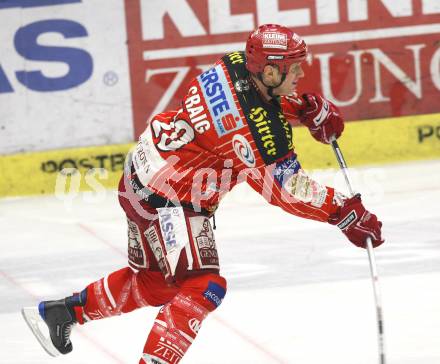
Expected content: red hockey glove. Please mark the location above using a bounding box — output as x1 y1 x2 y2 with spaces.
299 93 344 144
328 194 384 248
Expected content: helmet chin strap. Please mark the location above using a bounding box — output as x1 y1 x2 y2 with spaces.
257 72 287 98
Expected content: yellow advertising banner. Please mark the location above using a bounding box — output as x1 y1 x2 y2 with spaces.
1 114 439 197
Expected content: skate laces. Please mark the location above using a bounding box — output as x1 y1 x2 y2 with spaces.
63 322 75 346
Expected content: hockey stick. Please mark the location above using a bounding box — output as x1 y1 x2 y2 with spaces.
330 135 386 364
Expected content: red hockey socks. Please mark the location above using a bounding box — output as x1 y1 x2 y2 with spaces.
66 268 227 364
140 274 227 364
74 267 179 323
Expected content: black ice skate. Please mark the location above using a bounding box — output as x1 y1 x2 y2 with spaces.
22 292 86 357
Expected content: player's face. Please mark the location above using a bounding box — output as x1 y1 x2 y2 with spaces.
273 63 304 96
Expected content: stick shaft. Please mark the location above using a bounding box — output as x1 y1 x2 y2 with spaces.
330 137 386 364
366 238 386 364
331 138 355 197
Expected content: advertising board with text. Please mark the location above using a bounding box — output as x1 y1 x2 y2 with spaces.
0 0 133 154
125 0 440 137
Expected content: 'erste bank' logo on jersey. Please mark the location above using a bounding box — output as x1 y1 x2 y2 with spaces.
197 65 244 137
0 0 93 94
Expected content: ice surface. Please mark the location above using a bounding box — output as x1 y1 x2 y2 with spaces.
1 160 439 364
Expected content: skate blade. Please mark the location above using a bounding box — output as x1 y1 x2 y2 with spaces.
21 307 60 357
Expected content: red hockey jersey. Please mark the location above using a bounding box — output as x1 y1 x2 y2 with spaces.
128 51 339 222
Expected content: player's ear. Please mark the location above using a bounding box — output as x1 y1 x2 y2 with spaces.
261 64 277 85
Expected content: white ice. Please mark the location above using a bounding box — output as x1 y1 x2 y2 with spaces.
1 160 439 364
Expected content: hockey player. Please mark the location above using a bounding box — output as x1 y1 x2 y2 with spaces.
22 24 384 363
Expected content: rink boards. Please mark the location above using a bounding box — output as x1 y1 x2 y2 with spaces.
1 112 439 198
1 1 440 198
